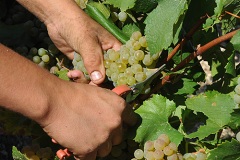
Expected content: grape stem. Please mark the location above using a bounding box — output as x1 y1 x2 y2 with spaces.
140 28 240 101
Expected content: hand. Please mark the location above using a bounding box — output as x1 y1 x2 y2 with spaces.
45 5 121 85
39 81 137 160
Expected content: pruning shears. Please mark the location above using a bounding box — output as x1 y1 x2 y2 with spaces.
55 64 166 160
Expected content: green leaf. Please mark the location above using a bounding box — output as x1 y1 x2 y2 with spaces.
12 146 28 160
144 0 188 55
176 78 198 95
122 23 140 38
133 0 158 13
230 30 240 52
214 0 225 16
225 52 236 77
207 139 240 160
186 91 235 140
56 70 70 81
134 94 183 145
104 0 136 11
228 109 240 129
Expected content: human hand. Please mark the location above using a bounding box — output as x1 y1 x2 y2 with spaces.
39 80 137 160
44 3 121 85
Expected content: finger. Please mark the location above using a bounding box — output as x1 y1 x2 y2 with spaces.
97 140 112 157
122 104 138 126
67 70 89 84
77 38 105 85
111 126 123 146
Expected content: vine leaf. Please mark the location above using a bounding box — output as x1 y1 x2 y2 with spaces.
133 0 158 13
12 146 28 160
228 109 240 129
186 91 235 140
134 94 183 145
230 30 240 52
207 139 240 160
144 0 188 55
214 0 225 17
122 23 140 38
104 0 136 11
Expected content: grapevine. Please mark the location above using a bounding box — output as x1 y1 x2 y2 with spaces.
1 0 240 160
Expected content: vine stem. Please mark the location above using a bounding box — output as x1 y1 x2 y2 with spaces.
141 28 240 101
165 15 208 62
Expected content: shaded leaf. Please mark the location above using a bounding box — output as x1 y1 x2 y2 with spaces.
186 91 235 139
104 0 136 11
134 94 183 145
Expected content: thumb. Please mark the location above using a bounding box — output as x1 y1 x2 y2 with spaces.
78 40 106 85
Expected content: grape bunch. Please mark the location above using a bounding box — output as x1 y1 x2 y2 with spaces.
132 134 207 160
234 77 240 105
104 31 161 86
132 134 182 160
72 31 161 86
21 143 54 160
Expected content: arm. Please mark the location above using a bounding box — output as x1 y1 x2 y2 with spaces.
16 0 122 84
0 43 132 159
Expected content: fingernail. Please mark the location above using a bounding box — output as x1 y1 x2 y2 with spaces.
91 71 102 81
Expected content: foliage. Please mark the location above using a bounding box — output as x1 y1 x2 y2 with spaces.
1 0 240 159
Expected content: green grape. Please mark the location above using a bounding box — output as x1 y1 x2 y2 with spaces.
117 77 127 86
131 64 143 74
143 54 153 66
125 67 134 76
236 131 240 142
152 52 161 60
177 153 184 160
108 49 120 61
33 56 41 64
128 56 138 65
74 52 82 62
234 94 240 104
117 63 127 73
139 36 148 47
167 153 178 160
104 59 112 68
144 151 155 160
235 84 240 95
163 146 174 156
41 54 50 63
111 72 119 82
154 139 166 150
120 52 130 64
38 48 47 56
168 142 178 152
133 41 141 50
127 76 136 86
134 50 145 61
183 153 196 160
126 39 135 49
118 11 128 22
135 72 147 82
158 134 170 145
50 66 59 74
118 73 125 79
196 152 207 160
131 31 142 41
153 150 164 159
134 149 144 159
110 62 119 73
106 68 112 77
38 61 45 68
131 158 138 160
144 141 154 151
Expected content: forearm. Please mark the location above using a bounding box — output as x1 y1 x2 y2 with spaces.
0 44 61 123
